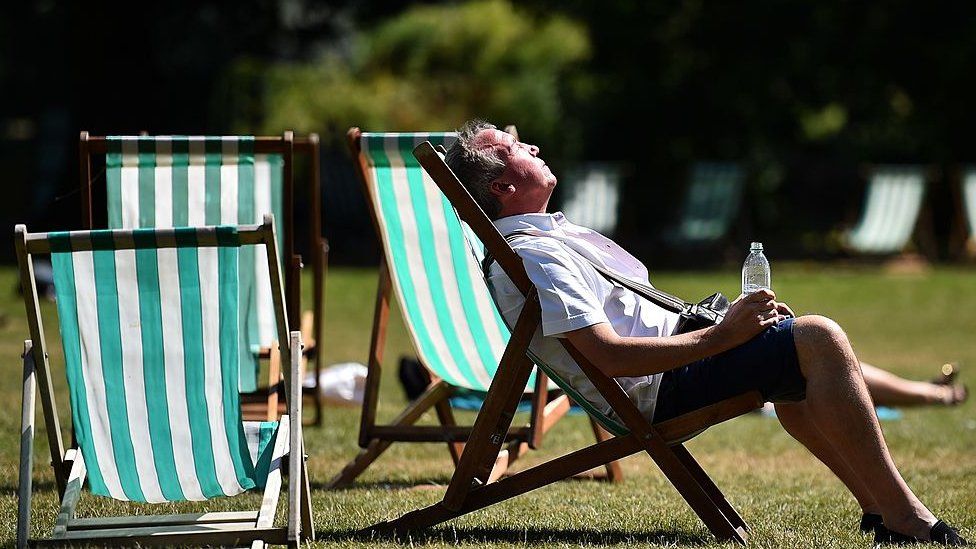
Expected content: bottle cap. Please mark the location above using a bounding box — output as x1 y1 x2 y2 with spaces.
750 242 763 251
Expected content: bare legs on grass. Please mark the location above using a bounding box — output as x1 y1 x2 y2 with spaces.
776 315 939 540
862 362 967 407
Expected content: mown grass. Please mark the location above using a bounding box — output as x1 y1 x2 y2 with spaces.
1 263 973 547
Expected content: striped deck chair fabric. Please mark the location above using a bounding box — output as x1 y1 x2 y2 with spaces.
673 162 744 244
845 165 925 254
962 168 976 250
561 163 621 235
49 225 273 502
104 136 283 391
360 132 543 392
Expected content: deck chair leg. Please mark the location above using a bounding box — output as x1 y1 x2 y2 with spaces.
647 444 745 544
327 380 453 489
589 419 624 483
18 341 37 549
433 398 464 466
52 450 87 539
671 443 748 533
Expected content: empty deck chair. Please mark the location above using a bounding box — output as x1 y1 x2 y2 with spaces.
369 140 765 544
666 162 745 247
560 163 622 235
843 165 927 255
328 128 619 488
78 133 326 424
15 219 312 547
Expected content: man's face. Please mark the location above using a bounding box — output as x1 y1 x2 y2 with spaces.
472 128 556 211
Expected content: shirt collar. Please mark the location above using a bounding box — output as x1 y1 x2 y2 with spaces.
493 212 567 235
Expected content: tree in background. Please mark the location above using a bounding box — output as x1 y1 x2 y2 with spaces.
230 0 590 156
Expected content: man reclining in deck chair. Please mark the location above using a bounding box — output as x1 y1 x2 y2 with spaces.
444 119 966 546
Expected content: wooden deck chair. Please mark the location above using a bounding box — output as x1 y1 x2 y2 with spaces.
15 218 313 547
843 165 927 255
560 163 622 236
666 162 745 247
367 140 764 544
330 128 620 488
78 132 327 425
952 166 976 259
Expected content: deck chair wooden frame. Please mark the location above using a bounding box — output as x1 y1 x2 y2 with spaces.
329 128 620 489
15 218 314 547
365 141 764 544
78 132 327 425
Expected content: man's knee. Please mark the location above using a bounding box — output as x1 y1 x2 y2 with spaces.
793 315 852 359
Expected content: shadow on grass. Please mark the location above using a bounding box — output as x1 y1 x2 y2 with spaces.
319 525 709 546
0 479 57 496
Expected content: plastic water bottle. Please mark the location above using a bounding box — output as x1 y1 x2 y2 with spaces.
741 242 771 294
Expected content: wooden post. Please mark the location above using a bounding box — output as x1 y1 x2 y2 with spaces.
79 131 92 228
17 341 37 549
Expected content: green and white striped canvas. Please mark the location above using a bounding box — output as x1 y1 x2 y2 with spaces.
674 162 744 244
49 226 261 502
361 132 542 392
104 136 284 391
846 165 925 254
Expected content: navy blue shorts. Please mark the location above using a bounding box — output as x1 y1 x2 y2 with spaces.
652 317 805 424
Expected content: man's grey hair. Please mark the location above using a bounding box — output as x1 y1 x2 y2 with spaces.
445 119 506 219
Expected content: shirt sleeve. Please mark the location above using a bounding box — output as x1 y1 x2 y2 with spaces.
514 240 610 337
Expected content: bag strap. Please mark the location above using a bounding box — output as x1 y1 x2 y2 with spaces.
482 230 689 314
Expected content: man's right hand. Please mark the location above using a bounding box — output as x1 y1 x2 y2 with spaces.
710 289 780 348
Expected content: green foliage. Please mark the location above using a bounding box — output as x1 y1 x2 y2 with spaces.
254 0 589 148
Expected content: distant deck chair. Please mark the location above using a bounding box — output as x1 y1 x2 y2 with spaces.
78 132 327 425
370 140 765 544
560 163 622 235
954 167 976 258
666 162 744 246
15 219 313 547
843 165 927 255
329 128 620 488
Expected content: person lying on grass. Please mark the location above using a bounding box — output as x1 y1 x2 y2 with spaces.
444 119 967 546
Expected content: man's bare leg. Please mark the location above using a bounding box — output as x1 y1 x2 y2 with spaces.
862 362 967 407
774 400 881 515
791 315 937 539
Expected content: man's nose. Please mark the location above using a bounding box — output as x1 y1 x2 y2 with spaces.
527 143 539 155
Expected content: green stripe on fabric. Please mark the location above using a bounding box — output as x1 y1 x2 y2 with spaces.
398 135 480 388
171 139 190 227
132 232 185 501
252 422 278 489
268 154 284 256
217 244 256 490
370 141 456 385
204 140 222 225
237 141 258 391
175 243 223 498
90 236 146 502
137 140 156 227
106 139 124 228
51 249 109 496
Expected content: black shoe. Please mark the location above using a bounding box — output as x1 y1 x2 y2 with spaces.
860 513 883 534
875 520 968 546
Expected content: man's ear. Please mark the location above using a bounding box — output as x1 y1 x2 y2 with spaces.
489 179 516 198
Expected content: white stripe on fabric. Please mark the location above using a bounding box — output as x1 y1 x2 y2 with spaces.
71 250 127 500
197 247 245 496
243 422 262 467
156 247 206 501
220 140 239 225
413 142 491 389
154 139 174 228
120 140 140 228
964 170 976 235
253 155 274 347
381 137 466 387
114 249 165 503
456 216 509 368
187 140 207 227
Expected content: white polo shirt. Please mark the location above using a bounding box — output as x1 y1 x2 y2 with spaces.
486 212 680 422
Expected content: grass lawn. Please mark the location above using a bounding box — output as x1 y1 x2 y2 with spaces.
1 263 973 547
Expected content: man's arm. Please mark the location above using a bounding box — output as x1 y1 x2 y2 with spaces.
566 290 785 377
